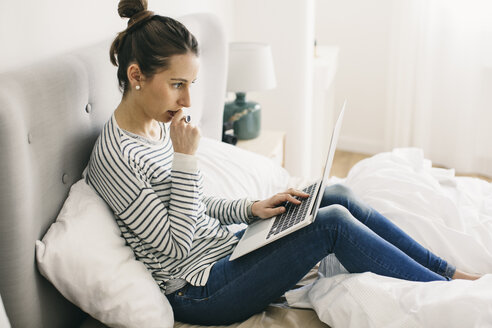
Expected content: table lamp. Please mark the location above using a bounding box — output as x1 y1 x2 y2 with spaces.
224 42 276 140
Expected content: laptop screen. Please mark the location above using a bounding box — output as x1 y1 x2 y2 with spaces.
310 100 346 216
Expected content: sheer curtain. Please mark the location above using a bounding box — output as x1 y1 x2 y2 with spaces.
387 0 492 177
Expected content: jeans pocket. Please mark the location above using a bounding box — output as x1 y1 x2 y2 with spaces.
174 284 210 302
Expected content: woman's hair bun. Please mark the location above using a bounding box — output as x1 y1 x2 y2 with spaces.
118 0 148 19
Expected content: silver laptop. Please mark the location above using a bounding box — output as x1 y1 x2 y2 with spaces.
230 101 346 261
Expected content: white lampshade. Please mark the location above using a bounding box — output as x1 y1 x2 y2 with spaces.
226 42 277 92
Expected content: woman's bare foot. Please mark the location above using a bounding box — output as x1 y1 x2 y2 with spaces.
452 269 482 280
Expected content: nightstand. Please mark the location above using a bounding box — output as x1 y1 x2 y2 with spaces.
236 130 286 167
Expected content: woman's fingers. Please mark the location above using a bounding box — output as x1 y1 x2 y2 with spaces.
284 194 302 205
255 189 310 219
170 109 185 125
171 110 191 126
280 188 310 198
272 193 303 206
265 194 301 217
169 109 201 155
266 206 286 217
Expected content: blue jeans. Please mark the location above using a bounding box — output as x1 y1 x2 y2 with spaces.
167 184 455 325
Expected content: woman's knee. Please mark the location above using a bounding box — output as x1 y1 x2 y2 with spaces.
325 183 353 197
315 204 356 227
322 183 355 207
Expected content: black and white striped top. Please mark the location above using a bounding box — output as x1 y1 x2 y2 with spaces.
86 115 253 290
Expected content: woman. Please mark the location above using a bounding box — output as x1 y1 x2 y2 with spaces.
86 0 481 325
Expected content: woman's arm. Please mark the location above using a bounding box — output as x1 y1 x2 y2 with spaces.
201 196 254 225
202 189 310 225
86 126 202 260
250 188 310 219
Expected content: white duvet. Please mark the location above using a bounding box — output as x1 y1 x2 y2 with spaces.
285 148 492 327
197 141 492 327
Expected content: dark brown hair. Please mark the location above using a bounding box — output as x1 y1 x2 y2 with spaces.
110 0 199 95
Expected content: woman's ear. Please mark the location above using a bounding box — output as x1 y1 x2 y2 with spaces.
127 63 143 90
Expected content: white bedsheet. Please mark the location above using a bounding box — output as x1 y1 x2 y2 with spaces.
286 148 492 327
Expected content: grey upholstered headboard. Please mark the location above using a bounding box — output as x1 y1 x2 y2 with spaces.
0 13 227 328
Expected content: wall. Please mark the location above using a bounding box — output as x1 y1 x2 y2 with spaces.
0 0 234 73
1 0 341 177
315 0 394 155
232 0 316 177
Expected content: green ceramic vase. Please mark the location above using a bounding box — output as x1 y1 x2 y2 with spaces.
223 92 261 140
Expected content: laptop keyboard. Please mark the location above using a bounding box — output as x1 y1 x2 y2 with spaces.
266 182 317 239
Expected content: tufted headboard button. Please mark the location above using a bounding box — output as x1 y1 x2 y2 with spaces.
85 103 92 114
62 173 70 185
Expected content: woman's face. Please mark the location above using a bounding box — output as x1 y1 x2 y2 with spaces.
138 53 199 123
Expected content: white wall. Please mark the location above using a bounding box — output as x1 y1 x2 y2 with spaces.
0 0 234 73
1 0 317 177
232 0 315 177
315 0 394 154
5 0 396 176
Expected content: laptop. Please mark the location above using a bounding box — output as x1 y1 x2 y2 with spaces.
229 100 346 261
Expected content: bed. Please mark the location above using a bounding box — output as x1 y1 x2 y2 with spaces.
0 12 325 328
1 12 491 328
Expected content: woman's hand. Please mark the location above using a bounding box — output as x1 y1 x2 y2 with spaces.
170 109 201 155
251 188 310 219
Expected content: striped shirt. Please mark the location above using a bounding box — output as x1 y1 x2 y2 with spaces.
85 114 254 291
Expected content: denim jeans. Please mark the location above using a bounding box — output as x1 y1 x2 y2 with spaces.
167 184 455 325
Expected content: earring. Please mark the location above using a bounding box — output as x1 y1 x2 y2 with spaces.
135 85 141 90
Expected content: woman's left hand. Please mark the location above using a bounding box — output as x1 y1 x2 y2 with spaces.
251 188 310 219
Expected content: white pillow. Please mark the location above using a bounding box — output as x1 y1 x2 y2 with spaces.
36 179 174 328
196 137 291 199
0 295 11 328
35 138 291 328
